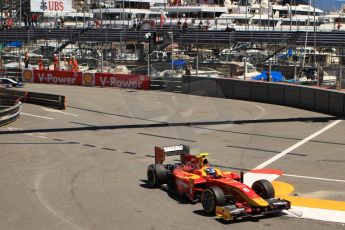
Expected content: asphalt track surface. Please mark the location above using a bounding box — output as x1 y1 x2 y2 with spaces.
0 83 344 230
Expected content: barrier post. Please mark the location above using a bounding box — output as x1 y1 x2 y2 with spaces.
338 66 342 90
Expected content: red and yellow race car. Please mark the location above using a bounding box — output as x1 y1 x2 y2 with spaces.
146 145 290 221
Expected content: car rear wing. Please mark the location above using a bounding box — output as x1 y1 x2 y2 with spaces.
155 145 190 164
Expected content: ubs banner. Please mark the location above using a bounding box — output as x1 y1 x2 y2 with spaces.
31 0 73 13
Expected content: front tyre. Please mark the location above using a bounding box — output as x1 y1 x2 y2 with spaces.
201 186 226 215
252 179 275 199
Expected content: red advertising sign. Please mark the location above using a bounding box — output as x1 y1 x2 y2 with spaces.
22 69 150 90
32 70 82 85
95 73 150 90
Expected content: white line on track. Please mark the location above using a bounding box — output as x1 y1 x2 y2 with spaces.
42 108 78 117
21 113 54 120
6 127 19 130
283 173 345 183
254 119 343 169
35 173 83 230
38 136 48 139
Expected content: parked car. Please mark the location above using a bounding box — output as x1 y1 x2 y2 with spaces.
0 78 25 88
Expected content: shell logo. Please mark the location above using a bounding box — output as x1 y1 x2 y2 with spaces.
23 70 33 81
83 73 94 85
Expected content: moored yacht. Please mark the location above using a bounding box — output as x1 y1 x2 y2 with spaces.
90 0 165 28
147 2 228 30
217 0 324 31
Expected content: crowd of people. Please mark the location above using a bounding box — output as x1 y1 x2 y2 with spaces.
22 12 39 29
23 52 79 72
0 16 14 30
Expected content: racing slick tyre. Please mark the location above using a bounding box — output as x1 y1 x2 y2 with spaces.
252 179 275 199
147 164 167 187
201 186 226 215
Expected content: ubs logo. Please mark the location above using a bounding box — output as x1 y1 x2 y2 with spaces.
40 0 47 11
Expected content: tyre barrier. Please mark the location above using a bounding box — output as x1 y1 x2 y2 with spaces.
0 88 66 110
0 99 21 127
26 92 66 110
181 76 345 117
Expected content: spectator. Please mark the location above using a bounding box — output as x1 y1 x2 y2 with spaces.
95 18 101 28
185 64 192 75
56 17 61 29
53 54 59 71
23 12 28 28
24 52 29 68
2 19 7 30
27 13 32 28
266 71 270 82
68 55 73 70
198 20 203 30
177 18 182 30
49 20 54 32
182 19 188 32
72 56 79 72
31 13 38 28
132 17 137 30
204 19 210 31
225 25 234 32
38 56 44 70
60 16 65 28
63 54 67 66
137 18 142 30
337 20 342 31
0 57 3 73
6 17 13 29
319 67 324 84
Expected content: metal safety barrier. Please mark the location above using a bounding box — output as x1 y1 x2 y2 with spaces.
182 76 345 117
0 99 21 127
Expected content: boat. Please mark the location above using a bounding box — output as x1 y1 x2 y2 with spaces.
223 61 261 80
40 11 94 28
217 0 324 31
145 3 228 30
319 4 345 31
90 0 165 29
297 67 337 87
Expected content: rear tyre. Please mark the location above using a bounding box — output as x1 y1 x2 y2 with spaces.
252 179 275 199
201 186 226 215
147 164 167 187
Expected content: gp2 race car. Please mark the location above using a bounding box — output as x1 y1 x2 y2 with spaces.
146 145 290 221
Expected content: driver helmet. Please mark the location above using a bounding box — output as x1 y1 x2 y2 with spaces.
205 167 216 177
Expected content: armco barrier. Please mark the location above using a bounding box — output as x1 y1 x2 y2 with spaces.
0 99 21 127
181 76 345 117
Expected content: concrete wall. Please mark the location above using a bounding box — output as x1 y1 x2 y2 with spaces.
181 76 345 117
